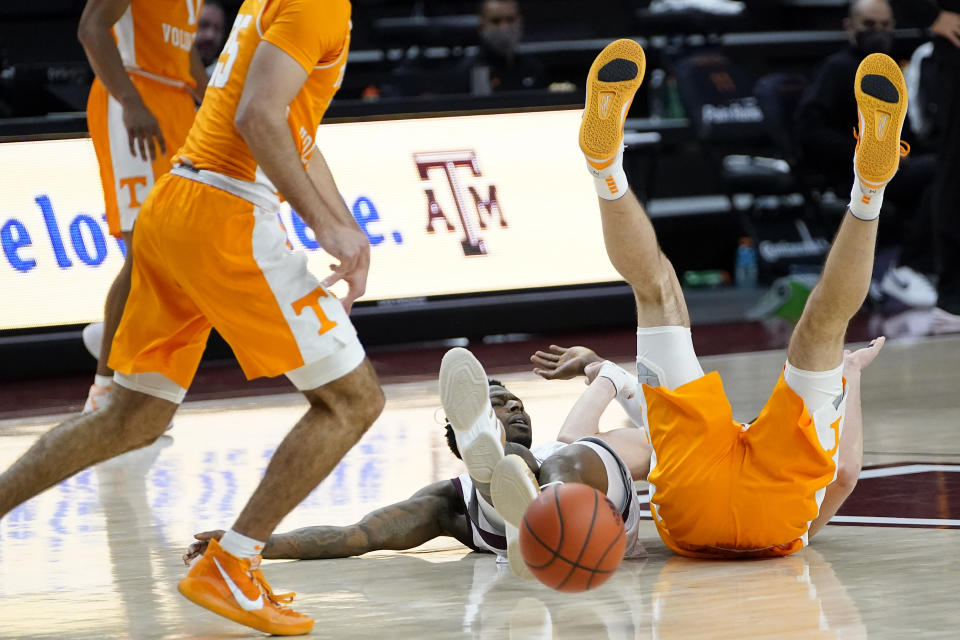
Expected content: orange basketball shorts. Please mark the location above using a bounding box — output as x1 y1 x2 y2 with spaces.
87 74 196 238
645 371 843 558
109 172 364 394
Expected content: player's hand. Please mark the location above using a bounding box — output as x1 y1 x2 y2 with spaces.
843 336 885 374
931 10 960 48
583 360 603 384
121 97 166 162
532 345 604 380
182 529 225 566
318 222 371 314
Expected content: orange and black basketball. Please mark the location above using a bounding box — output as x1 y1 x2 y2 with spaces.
519 482 626 592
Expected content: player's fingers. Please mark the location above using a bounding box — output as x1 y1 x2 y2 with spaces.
530 355 556 370
143 134 156 162
156 128 167 155
320 271 342 289
136 135 149 162
127 130 137 157
549 344 568 355
340 273 367 315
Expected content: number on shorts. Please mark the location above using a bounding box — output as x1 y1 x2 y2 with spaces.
209 14 254 89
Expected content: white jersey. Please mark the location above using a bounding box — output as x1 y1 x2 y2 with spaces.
451 440 645 558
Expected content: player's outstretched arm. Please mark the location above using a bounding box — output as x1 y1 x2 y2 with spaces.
809 337 885 538
78 0 166 162
183 482 461 562
235 41 370 313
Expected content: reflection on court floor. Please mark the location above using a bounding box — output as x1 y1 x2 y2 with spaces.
1 337 958 638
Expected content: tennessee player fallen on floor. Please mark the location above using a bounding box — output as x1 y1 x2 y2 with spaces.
0 0 383 635
184 345 650 581
576 39 901 558
79 0 207 413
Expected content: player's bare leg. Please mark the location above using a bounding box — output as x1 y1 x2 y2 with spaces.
99 230 135 377
0 386 176 517
789 54 908 370
231 360 384 541
179 360 384 635
580 39 690 329
84 230 135 412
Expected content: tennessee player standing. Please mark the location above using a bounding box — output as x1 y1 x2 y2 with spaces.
0 0 383 635
79 0 208 413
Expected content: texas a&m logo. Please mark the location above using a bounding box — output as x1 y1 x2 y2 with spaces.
414 151 507 256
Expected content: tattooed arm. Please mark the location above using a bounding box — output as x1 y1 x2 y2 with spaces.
183 481 469 562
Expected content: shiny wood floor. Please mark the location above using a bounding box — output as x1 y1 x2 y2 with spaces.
1 335 958 638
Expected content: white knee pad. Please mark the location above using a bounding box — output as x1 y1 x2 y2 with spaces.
783 361 844 414
636 326 704 390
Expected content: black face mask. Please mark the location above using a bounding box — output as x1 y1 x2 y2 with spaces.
856 30 893 55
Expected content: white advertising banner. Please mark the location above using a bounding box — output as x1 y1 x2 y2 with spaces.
0 109 619 331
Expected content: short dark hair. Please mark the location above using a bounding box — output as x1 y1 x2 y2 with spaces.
443 378 504 459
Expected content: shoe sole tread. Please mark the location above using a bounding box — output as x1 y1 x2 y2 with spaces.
579 39 646 163
854 54 907 187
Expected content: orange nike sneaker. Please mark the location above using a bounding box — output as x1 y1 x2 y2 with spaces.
579 38 646 179
853 53 909 192
178 538 313 636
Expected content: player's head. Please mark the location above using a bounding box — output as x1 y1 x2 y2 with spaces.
444 378 533 459
196 0 228 67
477 0 523 57
844 0 894 54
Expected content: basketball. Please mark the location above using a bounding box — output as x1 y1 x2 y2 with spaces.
519 483 626 592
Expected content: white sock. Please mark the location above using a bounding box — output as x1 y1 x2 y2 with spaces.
94 374 113 388
848 172 886 221
220 529 266 559
587 146 629 201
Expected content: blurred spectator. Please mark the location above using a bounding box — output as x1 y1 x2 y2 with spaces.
796 0 938 308
890 0 960 324
457 0 546 94
196 0 228 75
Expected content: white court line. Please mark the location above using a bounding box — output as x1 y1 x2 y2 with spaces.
829 515 960 526
857 464 960 479
631 512 960 526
